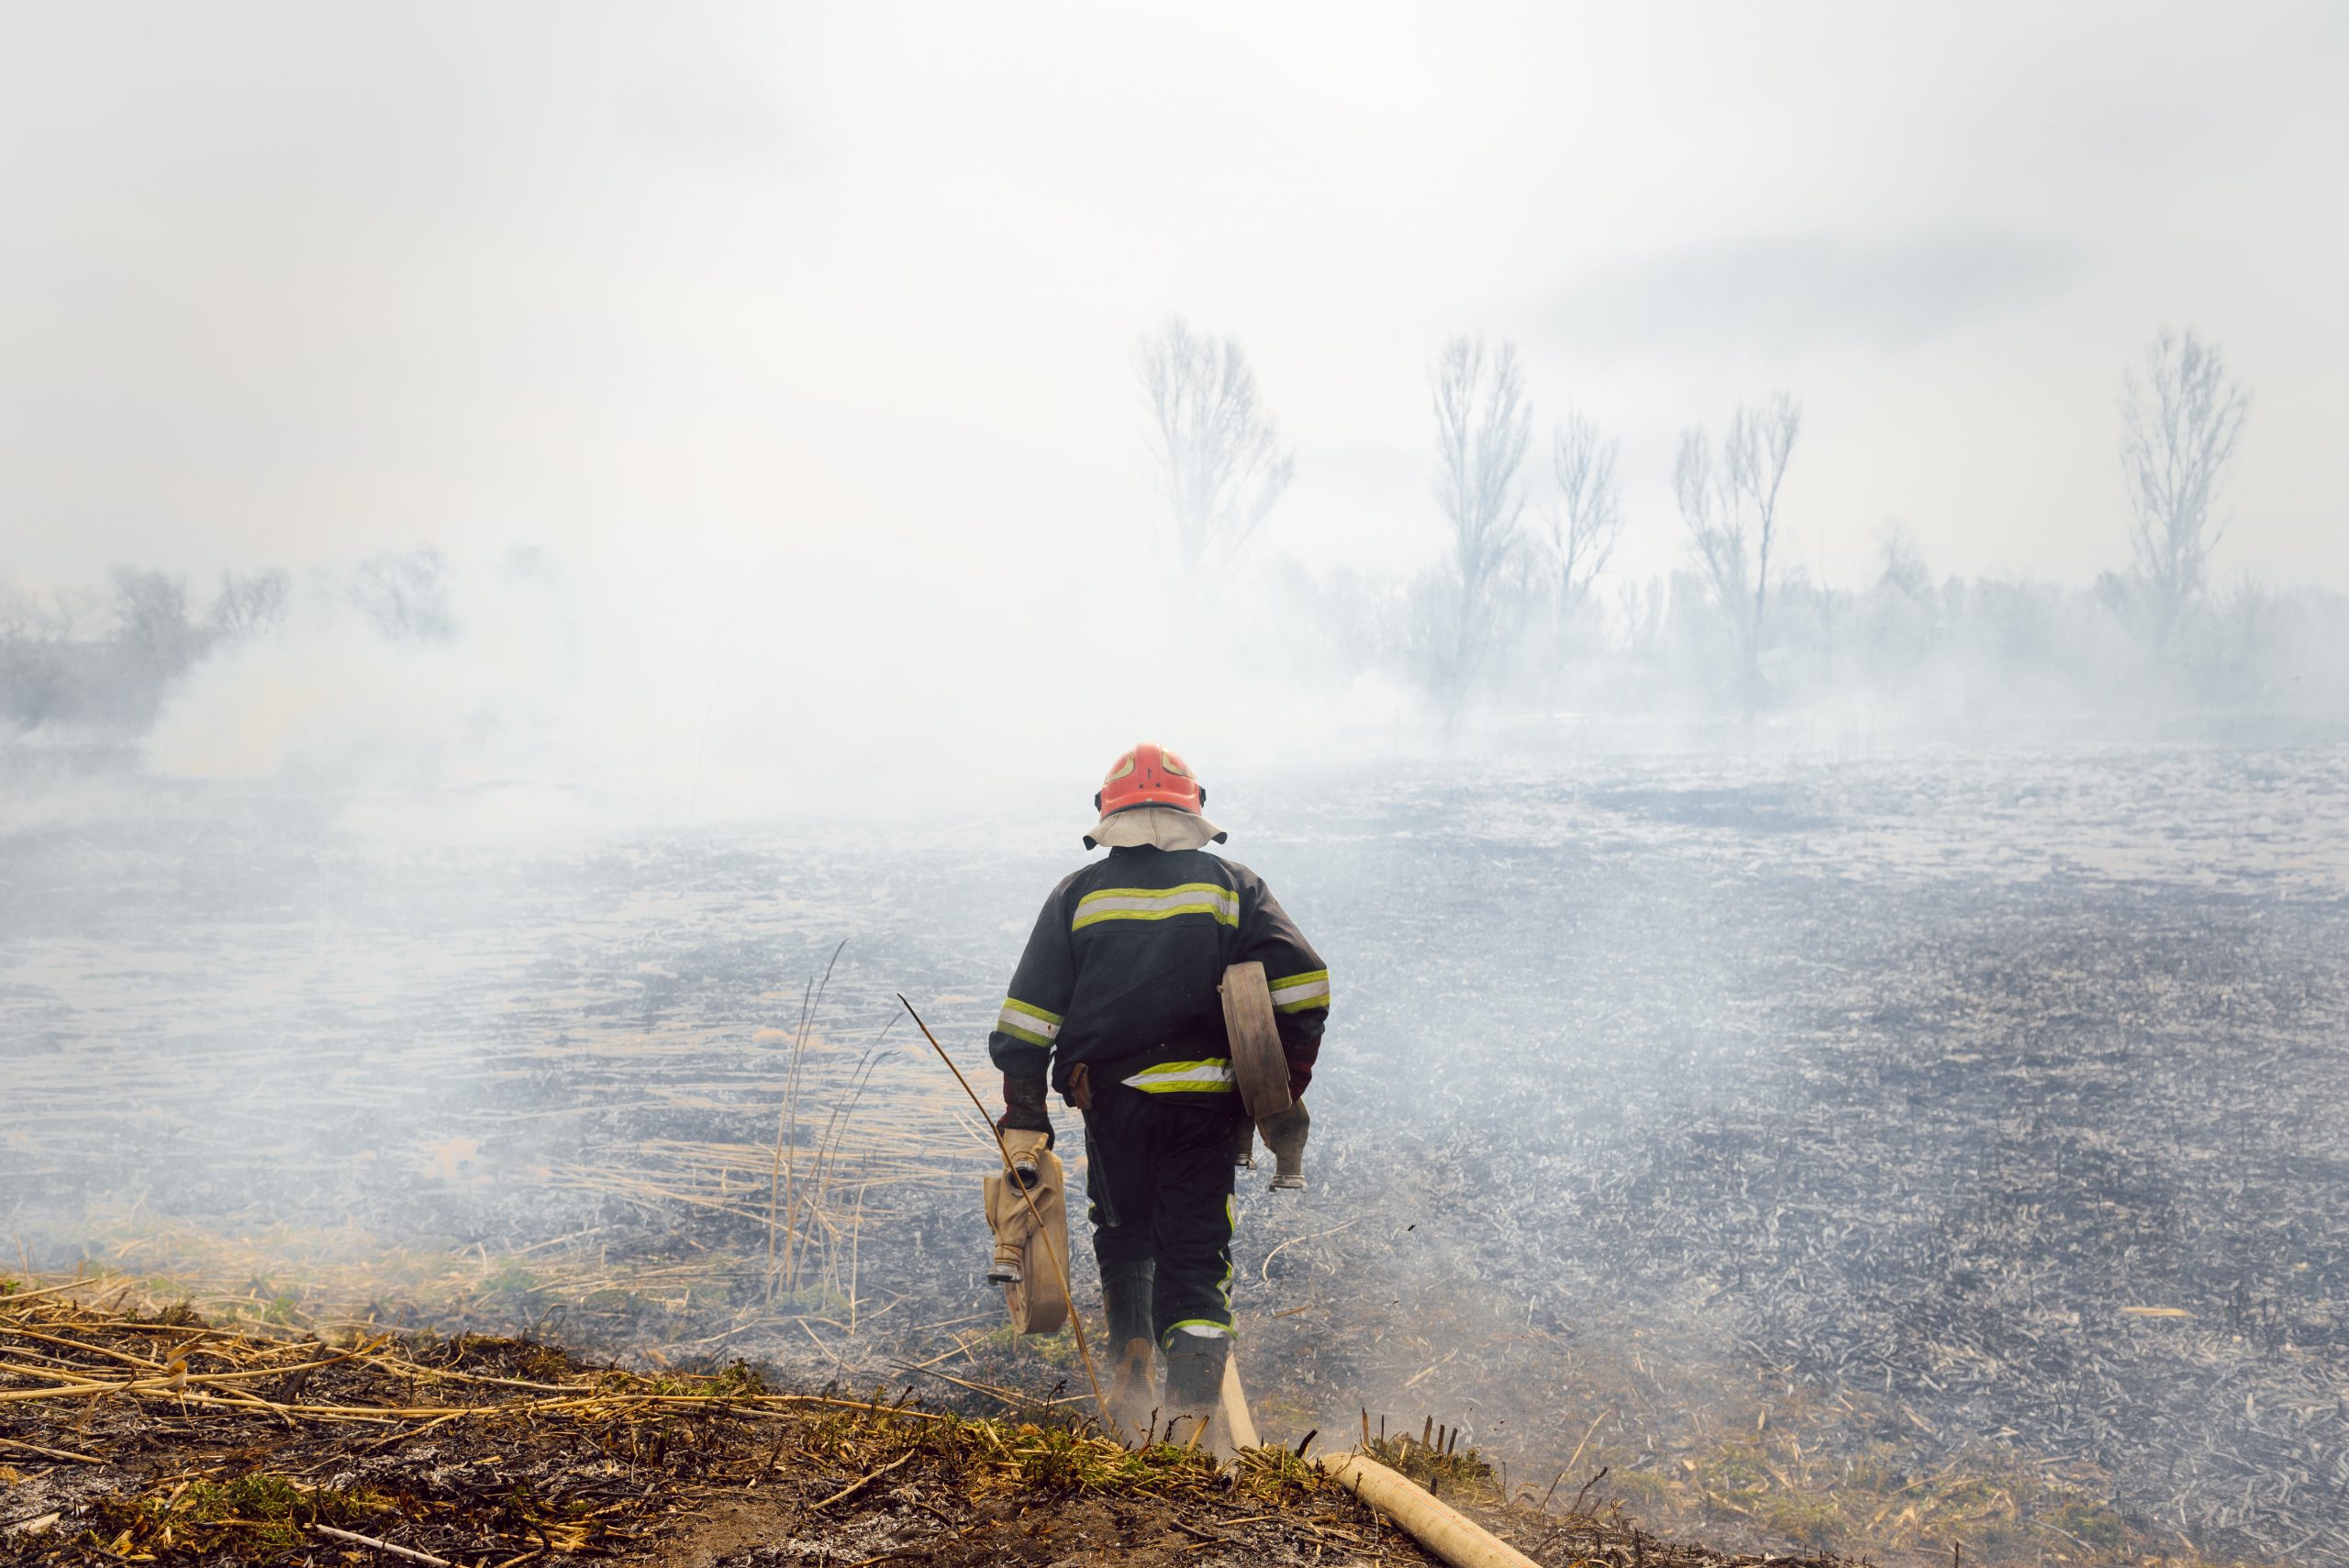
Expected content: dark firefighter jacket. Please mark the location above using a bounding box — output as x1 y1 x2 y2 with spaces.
985 845 1330 1105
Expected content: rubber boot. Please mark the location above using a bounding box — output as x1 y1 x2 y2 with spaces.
1100 1259 1157 1443
1162 1331 1235 1462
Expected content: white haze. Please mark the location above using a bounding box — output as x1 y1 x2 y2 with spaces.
3 2 2346 817
128 549 1391 834
9 21 2349 1559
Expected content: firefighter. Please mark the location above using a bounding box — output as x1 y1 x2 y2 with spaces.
986 742 1330 1444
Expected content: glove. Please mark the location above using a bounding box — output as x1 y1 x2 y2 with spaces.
1257 1101 1309 1191
996 1073 1052 1187
997 1072 1052 1136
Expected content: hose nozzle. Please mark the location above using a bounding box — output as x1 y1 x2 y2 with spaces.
1257 1103 1309 1192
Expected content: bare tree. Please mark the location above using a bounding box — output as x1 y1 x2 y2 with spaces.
2121 328 2250 654
31 582 105 643
349 547 457 642
0 576 36 645
1877 522 1934 605
1547 409 1624 630
1426 336 1531 713
1136 317 1295 584
108 566 204 671
210 568 290 641
0 577 72 728
1675 392 1801 707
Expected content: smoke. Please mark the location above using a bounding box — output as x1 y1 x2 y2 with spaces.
8 521 2339 854
88 535 1417 841
148 550 564 785
5 10 2347 1560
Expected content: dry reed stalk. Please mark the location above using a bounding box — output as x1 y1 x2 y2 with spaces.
767 941 846 1302
557 1167 778 1226
891 1360 1088 1408
848 1182 866 1335
800 1042 890 1299
4 1283 981 1429
762 981 808 1300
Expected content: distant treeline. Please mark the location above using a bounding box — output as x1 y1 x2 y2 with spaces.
6 542 2343 751
1268 550 2349 727
0 549 454 735
8 307 2343 750
1138 318 2342 728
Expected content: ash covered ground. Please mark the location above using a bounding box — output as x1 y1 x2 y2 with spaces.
6 742 2346 1563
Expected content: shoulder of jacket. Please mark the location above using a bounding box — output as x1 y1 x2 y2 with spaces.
1206 853 1268 892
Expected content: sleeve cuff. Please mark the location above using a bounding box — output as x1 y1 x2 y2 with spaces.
987 1036 1052 1079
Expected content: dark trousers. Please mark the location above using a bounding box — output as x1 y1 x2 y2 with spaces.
1082 1083 1242 1348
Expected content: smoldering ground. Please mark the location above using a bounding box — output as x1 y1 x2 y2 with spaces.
7 9 2349 1562
7 744 2347 1564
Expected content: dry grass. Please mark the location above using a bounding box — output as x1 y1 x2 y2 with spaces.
0 1274 1378 1566
5 1273 1868 1568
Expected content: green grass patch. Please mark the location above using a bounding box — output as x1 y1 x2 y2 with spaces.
87 1472 393 1560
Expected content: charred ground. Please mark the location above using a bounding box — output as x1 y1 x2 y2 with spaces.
0 1284 1830 1568
5 743 2344 1563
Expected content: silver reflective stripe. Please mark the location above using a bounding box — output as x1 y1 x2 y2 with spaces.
996 998 1063 1048
1071 883 1241 930
997 1001 1061 1039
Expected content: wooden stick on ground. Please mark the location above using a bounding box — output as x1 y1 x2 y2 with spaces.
807 1449 918 1512
0 1435 104 1463
309 1523 455 1566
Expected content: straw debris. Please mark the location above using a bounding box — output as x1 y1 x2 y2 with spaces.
5 1275 1854 1567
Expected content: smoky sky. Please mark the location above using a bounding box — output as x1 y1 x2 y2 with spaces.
2 2 2344 651
1543 230 2078 361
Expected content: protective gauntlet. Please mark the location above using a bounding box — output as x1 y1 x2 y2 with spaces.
996 1072 1052 1143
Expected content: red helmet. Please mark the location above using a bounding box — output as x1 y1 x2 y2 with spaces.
1096 742 1207 817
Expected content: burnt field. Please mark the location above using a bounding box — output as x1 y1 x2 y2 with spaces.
5 743 2347 1564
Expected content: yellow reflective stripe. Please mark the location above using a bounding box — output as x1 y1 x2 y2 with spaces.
1269 970 1330 1012
1078 883 1235 908
1219 1201 1234 1305
1073 904 1241 931
1071 883 1241 931
996 997 1063 1049
1120 1058 1238 1093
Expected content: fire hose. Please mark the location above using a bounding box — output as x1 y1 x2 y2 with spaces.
981 1140 1068 1335
1312 1450 1544 1568
1219 961 1309 1188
